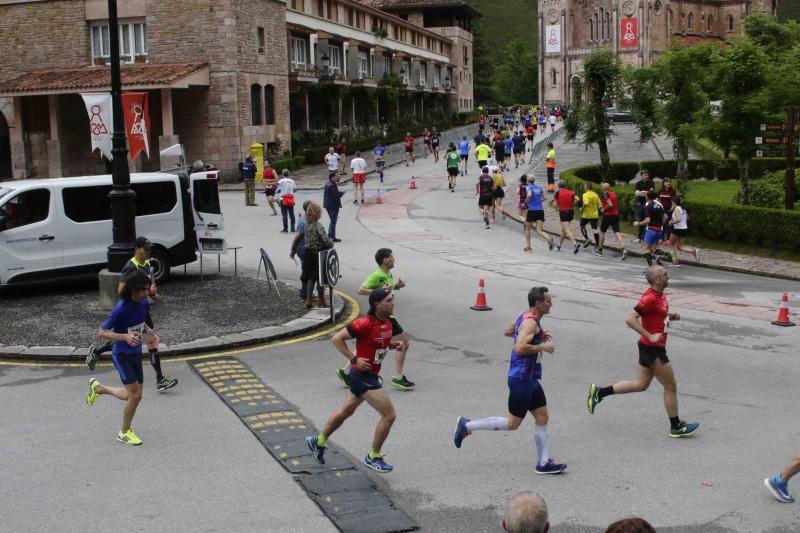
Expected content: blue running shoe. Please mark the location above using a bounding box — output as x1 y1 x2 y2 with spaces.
535 459 567 475
363 454 394 473
454 416 470 449
306 435 326 464
765 475 795 503
669 421 700 438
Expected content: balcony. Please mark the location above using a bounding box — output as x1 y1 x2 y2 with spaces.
351 76 377 88
319 70 352 86
289 65 319 83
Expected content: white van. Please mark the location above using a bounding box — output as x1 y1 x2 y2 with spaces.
0 171 225 285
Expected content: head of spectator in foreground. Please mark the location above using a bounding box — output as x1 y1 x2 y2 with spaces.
605 517 655 533
305 202 322 224
302 200 312 216
133 236 151 261
501 491 549 533
354 150 361 158
641 169 651 182
584 181 594 191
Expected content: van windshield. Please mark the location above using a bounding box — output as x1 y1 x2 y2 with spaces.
193 179 221 214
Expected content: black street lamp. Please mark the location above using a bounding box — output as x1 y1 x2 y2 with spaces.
106 0 136 272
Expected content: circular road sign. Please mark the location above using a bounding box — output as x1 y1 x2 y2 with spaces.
325 249 340 288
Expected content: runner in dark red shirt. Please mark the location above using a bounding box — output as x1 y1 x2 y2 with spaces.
598 182 627 259
587 266 700 438
550 180 580 253
404 133 415 166
307 288 404 472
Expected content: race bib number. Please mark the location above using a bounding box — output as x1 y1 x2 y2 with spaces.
374 348 388 364
128 322 146 340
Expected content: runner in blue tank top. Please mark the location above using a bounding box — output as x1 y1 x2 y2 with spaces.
523 176 555 253
453 287 567 475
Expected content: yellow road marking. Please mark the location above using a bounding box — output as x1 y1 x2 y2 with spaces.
0 290 359 368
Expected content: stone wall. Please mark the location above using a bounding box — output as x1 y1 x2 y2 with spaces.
431 26 472 112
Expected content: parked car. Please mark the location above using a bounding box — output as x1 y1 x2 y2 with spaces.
606 107 633 123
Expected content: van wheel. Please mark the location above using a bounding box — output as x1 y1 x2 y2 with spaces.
149 248 171 283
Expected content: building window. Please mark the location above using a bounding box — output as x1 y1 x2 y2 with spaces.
317 0 324 17
358 52 369 78
707 15 713 31
329 43 343 74
687 12 693 30
264 85 275 125
419 63 427 86
593 13 599 40
606 13 611 40
291 36 307 70
257 27 265 53
599 8 604 38
291 0 302 9
383 55 392 75
251 84 263 125
588 18 594 41
434 66 441 87
401 60 410 84
348 8 354 26
727 15 734 32
551 68 557 87
91 21 147 63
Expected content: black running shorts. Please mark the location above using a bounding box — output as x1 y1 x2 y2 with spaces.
526 209 545 222
559 210 574 223
638 341 669 368
447 167 459 177
580 217 598 230
507 378 547 418
479 196 494 207
600 215 620 233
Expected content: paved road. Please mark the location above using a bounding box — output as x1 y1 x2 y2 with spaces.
2 126 799 532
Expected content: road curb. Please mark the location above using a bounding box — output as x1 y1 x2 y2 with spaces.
0 291 355 362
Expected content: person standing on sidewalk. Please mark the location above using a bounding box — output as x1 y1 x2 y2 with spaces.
550 180 580 254
597 182 628 259
324 147 341 178
302 203 333 308
633 171 653 243
323 172 344 243
263 162 279 216
765 452 800 503
580 182 601 253
524 176 555 252
290 201 312 300
453 286 568 475
350 150 367 204
242 156 257 206
277 169 297 233
587 265 700 439
306 287 404 473
544 143 556 193
667 195 700 267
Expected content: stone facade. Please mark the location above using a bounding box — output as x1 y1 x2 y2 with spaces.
538 0 776 104
431 25 474 112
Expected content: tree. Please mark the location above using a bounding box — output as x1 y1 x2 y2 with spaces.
564 48 621 181
491 39 538 106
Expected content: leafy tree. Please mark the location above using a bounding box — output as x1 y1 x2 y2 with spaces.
564 48 621 181
491 39 538 106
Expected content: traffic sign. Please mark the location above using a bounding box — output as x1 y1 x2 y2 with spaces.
318 249 340 288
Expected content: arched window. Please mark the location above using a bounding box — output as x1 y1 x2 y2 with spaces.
593 13 599 40
599 9 604 39
605 13 611 40
707 15 713 31
727 15 734 32
588 18 594 41
250 84 262 125
688 12 693 30
264 84 275 125
551 68 557 87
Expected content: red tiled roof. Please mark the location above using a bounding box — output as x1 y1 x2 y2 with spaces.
0 61 209 95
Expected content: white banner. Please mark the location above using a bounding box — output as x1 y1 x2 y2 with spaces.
80 93 113 160
545 25 562 54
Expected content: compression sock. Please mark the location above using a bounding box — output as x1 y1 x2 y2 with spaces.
98 342 113 355
597 385 615 400
534 425 550 466
316 433 328 447
369 449 382 460
149 350 164 382
645 252 653 267
465 416 509 432
670 416 681 430
594 233 600 247
580 226 589 240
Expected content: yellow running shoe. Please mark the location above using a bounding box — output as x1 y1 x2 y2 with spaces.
86 378 100 407
117 428 142 446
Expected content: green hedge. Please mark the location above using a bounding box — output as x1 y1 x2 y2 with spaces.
270 155 305 172
566 158 787 184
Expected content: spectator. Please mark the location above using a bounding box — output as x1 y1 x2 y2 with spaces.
501 491 549 533
323 171 344 242
242 156 257 206
336 138 347 174
634 170 653 242
605 517 655 533
350 150 367 204
324 147 341 177
277 169 296 233
290 201 313 300
303 203 334 308
658 177 677 241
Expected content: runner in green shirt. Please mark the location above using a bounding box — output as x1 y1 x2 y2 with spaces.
446 144 461 192
335 248 415 391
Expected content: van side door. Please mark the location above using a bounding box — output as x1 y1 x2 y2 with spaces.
189 172 226 253
0 188 60 284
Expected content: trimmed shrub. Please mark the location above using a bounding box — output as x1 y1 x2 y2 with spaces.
747 170 800 209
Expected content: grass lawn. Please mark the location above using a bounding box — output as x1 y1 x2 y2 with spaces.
615 180 740 205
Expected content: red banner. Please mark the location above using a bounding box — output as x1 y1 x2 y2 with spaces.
121 92 150 161
621 18 638 48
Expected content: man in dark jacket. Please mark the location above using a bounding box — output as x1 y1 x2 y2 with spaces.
323 171 345 242
242 156 257 206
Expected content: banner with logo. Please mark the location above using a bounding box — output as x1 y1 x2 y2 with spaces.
122 92 150 161
545 25 561 54
621 18 638 48
80 93 113 160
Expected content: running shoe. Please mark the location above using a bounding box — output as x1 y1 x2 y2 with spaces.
157 376 178 393
453 416 470 449
693 248 701 262
632 238 641 244
363 454 394 473
336 367 350 389
353 200 358 204
656 256 664 266
306 435 326 464
86 344 99 371
621 249 629 261
86 377 100 407
556 244 561 252
669 263 682 268
391 375 415 391
548 237 555 251
361 199 365 204
765 475 795 503
117 428 142 446
669 421 700 438
587 383 600 414
573 242 581 254
535 459 567 475
593 249 603 257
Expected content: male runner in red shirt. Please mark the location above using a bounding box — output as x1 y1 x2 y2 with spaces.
404 133 415 166
307 288 404 472
587 266 699 438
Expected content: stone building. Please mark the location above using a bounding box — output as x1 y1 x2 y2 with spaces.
538 0 777 105
0 0 476 180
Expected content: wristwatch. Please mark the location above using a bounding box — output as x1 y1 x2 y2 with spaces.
350 357 357 365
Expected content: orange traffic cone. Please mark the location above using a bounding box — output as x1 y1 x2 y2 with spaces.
470 279 492 311
409 175 417 189
375 188 383 204
771 293 796 327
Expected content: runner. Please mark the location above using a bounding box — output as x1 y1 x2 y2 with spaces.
422 128 432 158
337 248 415 391
580 182 601 253
658 178 677 242
348 150 367 204
431 128 441 163
87 237 177 393
525 124 535 152
491 166 507 223
587 265 700 438
477 166 496 229
633 190 666 267
550 180 580 254
633 171 653 243
502 135 513 172
446 143 460 192
263 161 279 216
307 287 404 473
524 176 555 252
404 132 415 166
475 139 492 174
459 136 471 176
494 135 506 173
538 112 547 135
549 113 557 133
667 195 700 268
517 175 529 220
545 143 556 193
597 182 628 259
373 141 386 183
85 270 159 446
478 114 486 135
453 286 567 475
765 452 800 503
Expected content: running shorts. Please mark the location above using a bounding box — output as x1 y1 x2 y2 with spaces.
376 161 385 169
113 352 144 385
527 135 534 141
671 228 688 237
493 187 505 199
638 341 669 368
495 152 505 162
526 209 545 222
518 201 527 213
513 148 523 155
265 188 276 197
348 369 383 397
507 377 547 418
405 146 414 153
460 154 469 161
644 228 662 246
352 173 366 184
479 196 494 207
601 215 620 233
580 217 598 230
477 160 488 170
447 167 459 177
559 210 574 223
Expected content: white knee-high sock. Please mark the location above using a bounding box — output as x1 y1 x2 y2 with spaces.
465 416 509 432
534 425 549 466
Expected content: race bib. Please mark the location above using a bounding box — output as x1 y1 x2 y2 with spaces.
374 348 388 364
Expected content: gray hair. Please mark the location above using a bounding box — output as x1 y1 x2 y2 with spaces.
527 175 535 183
281 169 290 177
503 492 548 533
191 160 205 172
